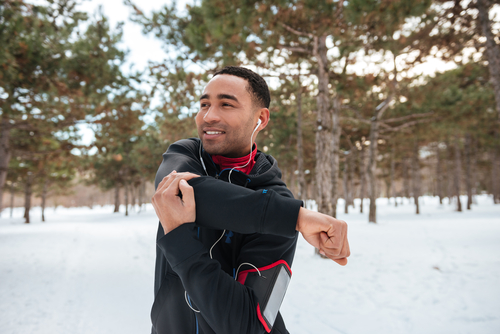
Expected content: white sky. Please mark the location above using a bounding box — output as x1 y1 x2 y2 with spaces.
77 0 194 73
72 0 194 145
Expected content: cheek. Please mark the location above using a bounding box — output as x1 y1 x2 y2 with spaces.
195 112 203 126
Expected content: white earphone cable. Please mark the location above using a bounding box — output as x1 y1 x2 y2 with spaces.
228 120 261 183
235 262 262 280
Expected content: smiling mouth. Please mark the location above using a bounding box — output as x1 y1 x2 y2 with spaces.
205 131 225 135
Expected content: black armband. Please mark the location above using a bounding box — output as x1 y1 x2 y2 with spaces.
237 260 292 333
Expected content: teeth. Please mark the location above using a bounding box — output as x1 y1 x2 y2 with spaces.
206 131 223 135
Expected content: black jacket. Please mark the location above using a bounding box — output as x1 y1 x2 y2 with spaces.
152 138 303 334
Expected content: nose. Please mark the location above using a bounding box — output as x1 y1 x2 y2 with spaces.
202 105 221 124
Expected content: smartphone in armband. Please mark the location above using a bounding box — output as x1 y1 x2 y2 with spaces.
238 261 292 332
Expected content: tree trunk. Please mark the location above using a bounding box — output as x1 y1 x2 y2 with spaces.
492 145 500 204
296 75 306 202
0 118 12 215
124 182 129 216
446 140 454 205
435 143 443 205
24 173 33 224
471 136 478 204
141 179 147 212
359 144 366 213
390 143 396 207
331 97 342 218
10 181 15 218
314 35 335 218
412 140 421 215
348 149 355 208
114 184 120 213
131 184 137 213
342 158 349 214
402 157 410 201
478 0 500 204
367 119 379 223
464 134 473 210
453 135 463 212
477 0 500 124
41 178 48 222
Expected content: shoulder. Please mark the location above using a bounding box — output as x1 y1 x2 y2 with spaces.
251 152 295 199
155 138 204 188
165 138 201 156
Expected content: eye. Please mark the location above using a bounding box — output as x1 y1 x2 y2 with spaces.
222 102 233 107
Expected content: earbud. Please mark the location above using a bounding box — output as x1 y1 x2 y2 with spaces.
255 119 262 131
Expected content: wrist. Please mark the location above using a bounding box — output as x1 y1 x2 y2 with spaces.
162 220 183 235
295 207 306 232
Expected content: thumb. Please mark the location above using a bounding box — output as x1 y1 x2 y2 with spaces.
179 179 195 206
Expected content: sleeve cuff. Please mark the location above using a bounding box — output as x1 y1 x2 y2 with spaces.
261 192 303 237
157 223 205 269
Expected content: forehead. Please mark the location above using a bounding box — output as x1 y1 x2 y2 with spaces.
202 74 251 100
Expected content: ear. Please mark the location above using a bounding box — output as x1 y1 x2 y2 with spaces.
256 108 270 131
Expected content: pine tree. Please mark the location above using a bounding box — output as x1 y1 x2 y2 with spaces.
0 1 127 214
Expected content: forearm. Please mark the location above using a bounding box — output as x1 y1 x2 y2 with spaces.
188 177 301 237
157 224 266 334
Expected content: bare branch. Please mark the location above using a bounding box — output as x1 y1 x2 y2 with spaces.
376 91 395 120
280 23 314 39
383 112 434 124
277 44 312 54
375 53 399 120
378 122 393 130
380 118 434 133
340 116 371 125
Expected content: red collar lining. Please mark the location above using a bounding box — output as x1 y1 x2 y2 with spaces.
211 144 257 175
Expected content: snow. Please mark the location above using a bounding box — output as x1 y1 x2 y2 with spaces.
1 196 499 334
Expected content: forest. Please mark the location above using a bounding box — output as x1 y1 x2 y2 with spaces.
1 0 499 224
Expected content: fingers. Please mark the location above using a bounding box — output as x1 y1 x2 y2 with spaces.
151 171 199 234
179 179 195 209
154 172 199 207
156 170 177 192
325 219 347 249
164 173 185 198
319 221 350 265
156 171 200 195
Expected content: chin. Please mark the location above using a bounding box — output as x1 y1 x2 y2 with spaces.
201 142 225 156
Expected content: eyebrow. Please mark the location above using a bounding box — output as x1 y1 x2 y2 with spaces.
199 93 239 103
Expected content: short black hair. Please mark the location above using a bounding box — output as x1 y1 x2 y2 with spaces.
213 66 270 109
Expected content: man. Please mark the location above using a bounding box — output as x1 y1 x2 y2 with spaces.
151 66 350 334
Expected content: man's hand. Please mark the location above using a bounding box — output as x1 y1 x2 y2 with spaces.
151 171 199 234
296 207 350 265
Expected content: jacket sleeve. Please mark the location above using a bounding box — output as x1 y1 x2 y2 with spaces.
155 139 302 237
157 223 297 334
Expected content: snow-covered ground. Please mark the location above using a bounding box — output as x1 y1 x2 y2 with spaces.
0 196 499 334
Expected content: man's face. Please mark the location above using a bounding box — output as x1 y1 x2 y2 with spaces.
196 74 260 158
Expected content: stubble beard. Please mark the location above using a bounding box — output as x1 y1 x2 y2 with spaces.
200 119 255 158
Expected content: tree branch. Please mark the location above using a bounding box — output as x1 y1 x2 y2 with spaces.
380 118 434 133
280 23 314 38
375 91 395 120
383 112 434 123
340 116 371 125
277 44 312 54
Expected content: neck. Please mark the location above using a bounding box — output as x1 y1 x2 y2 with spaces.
211 144 257 175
